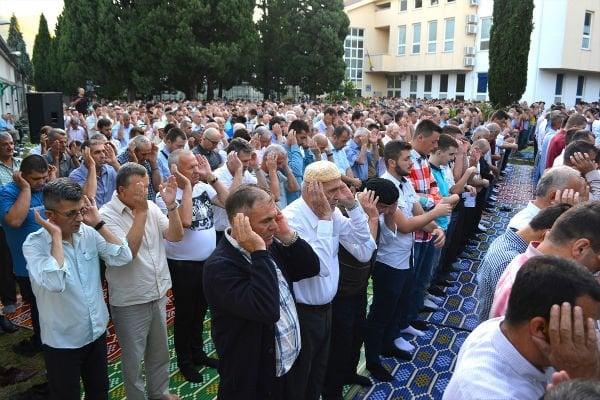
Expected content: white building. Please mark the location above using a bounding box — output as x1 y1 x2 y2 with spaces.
343 0 600 106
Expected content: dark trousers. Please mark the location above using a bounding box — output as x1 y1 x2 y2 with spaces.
441 202 466 269
284 303 332 400
15 276 41 345
0 227 16 306
43 333 108 400
322 293 366 398
406 240 435 323
167 259 208 367
364 262 413 364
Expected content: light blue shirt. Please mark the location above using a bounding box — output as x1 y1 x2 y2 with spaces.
157 148 171 181
23 224 132 348
69 163 117 209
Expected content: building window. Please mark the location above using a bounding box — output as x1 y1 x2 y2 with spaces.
431 0 439 5
444 18 455 52
398 25 407 55
476 73 488 100
440 74 448 98
428 21 437 53
376 2 391 10
447 0 455 2
387 74 403 98
576 75 585 102
480 17 492 50
343 28 364 87
554 73 564 103
410 74 418 97
415 0 422 8
400 0 407 11
412 23 421 54
582 11 592 49
456 73 465 100
424 75 432 98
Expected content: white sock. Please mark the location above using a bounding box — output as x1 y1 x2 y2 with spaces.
394 336 415 352
400 325 426 337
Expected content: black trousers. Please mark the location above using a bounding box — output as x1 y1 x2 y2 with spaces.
0 226 16 307
167 259 209 367
15 276 41 345
322 293 367 399
43 333 108 400
284 303 332 400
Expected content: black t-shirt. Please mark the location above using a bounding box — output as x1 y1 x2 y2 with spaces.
72 95 89 115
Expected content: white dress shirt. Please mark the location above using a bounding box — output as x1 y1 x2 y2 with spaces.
507 201 540 230
212 165 257 231
283 197 376 305
443 317 548 400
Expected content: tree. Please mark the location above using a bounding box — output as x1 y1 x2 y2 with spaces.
7 14 33 83
32 14 53 91
488 0 534 108
289 0 349 97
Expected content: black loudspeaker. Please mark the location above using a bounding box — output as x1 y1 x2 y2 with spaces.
26 92 64 144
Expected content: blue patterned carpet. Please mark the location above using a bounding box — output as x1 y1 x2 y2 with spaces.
348 162 534 400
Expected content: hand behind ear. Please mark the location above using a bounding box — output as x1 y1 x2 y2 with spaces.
531 303 600 379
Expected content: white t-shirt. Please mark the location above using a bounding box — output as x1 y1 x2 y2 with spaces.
156 183 217 261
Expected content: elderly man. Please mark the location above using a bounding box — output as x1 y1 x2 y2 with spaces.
204 185 320 399
23 179 132 399
113 112 135 148
283 161 377 400
329 126 362 189
100 163 183 400
156 150 228 382
117 135 162 201
193 127 223 170
44 128 80 178
444 255 600 399
261 144 300 210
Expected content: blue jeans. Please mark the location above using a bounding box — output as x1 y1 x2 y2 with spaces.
364 262 413 364
406 240 436 323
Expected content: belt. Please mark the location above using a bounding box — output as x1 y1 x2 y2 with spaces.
296 302 332 311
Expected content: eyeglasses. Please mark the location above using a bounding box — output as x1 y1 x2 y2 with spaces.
47 207 87 219
204 137 220 145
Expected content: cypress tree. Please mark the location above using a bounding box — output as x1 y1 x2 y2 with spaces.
32 14 53 91
488 0 534 107
7 14 33 83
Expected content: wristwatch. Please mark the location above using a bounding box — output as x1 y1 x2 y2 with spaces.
207 175 218 184
167 201 180 212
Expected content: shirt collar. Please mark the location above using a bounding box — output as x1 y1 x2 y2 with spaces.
224 228 252 263
109 192 134 215
381 171 407 187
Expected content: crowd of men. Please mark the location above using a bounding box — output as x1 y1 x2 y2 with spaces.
0 93 599 399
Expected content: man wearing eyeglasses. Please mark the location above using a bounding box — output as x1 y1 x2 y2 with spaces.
192 127 224 171
23 178 132 400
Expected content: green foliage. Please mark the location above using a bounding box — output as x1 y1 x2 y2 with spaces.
7 14 33 82
32 14 53 91
488 0 534 108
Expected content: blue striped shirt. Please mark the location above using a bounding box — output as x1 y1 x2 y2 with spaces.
476 228 527 323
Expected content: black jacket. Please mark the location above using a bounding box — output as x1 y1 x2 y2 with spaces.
203 236 320 400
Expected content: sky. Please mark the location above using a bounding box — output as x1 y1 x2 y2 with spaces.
0 0 64 55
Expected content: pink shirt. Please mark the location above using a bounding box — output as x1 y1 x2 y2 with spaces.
489 242 543 318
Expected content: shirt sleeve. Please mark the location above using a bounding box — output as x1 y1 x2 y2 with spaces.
23 230 69 293
285 144 304 181
337 206 377 263
93 228 133 267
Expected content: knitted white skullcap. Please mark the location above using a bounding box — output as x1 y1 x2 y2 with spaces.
303 160 341 183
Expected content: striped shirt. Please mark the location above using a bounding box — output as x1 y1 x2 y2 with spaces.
408 149 441 242
476 228 528 323
0 157 20 186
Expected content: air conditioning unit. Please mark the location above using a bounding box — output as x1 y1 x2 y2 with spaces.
469 0 479 6
464 46 476 56
466 14 478 24
466 24 478 34
464 56 475 66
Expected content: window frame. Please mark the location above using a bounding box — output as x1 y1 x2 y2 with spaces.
428 20 437 53
444 18 455 52
412 23 421 54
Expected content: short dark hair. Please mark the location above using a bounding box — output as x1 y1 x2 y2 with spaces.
43 178 82 210
394 110 404 123
490 110 509 121
225 185 273 223
436 134 459 152
383 140 412 164
268 116 286 130
232 128 251 141
289 119 309 134
505 255 600 325
116 162 147 190
166 127 187 143
546 201 600 253
528 203 572 231
442 125 463 136
351 111 362 121
324 107 336 117
97 118 111 130
225 138 254 155
564 140 599 166
332 125 350 138
365 178 399 205
20 154 49 175
565 129 594 146
414 119 442 138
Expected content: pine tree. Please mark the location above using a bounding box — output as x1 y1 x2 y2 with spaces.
32 14 53 91
488 0 534 107
7 14 33 83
